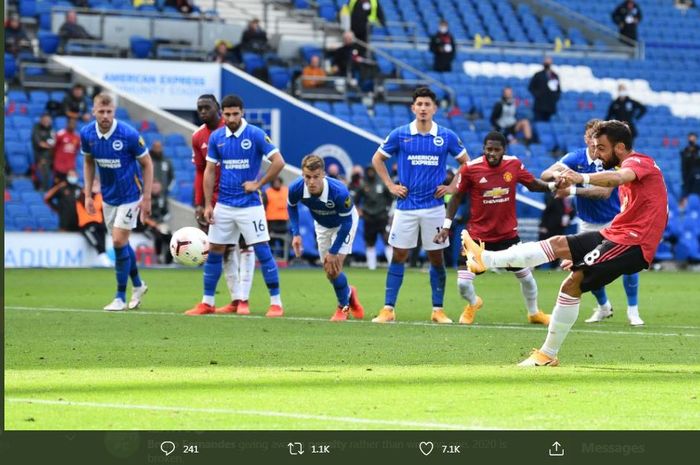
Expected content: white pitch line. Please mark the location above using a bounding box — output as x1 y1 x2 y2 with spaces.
5 306 700 338
5 397 496 430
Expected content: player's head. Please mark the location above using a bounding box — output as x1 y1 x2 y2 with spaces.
411 87 438 124
66 117 77 131
92 92 115 132
301 154 326 196
483 131 507 167
502 86 513 101
591 120 632 169
688 132 697 145
220 94 244 133
584 119 603 155
197 94 220 126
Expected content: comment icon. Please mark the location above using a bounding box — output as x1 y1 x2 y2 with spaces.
160 441 176 456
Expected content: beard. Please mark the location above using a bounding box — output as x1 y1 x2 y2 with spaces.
602 153 620 170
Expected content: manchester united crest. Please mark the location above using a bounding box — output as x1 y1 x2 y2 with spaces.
503 172 513 182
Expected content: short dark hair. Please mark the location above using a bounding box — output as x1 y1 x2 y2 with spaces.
197 94 219 108
484 131 507 147
412 86 437 104
592 120 632 150
301 154 325 171
221 94 244 110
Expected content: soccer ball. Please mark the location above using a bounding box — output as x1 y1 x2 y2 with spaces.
169 227 209 266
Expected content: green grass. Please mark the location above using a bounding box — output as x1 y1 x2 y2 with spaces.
5 268 700 430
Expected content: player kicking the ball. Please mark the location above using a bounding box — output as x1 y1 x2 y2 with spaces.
287 155 364 321
461 121 667 366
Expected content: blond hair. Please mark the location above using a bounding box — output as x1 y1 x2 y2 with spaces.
93 92 115 107
301 154 325 171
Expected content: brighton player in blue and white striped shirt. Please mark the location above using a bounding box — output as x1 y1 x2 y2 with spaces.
541 119 644 326
186 95 286 317
371 87 468 323
81 92 153 311
287 155 365 321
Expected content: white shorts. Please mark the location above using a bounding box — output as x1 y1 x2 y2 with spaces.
578 219 612 234
208 204 270 246
103 198 141 230
388 205 448 251
315 208 359 260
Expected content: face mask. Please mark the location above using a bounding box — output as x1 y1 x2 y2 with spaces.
619 91 628 98
67 176 79 185
543 63 551 70
351 173 361 183
439 26 448 33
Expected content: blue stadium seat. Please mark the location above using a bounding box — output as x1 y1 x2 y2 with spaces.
7 155 30 175
165 133 186 146
13 215 36 231
130 36 153 59
11 178 35 192
242 52 265 72
37 30 59 54
268 66 291 90
36 215 59 231
5 54 17 80
8 90 29 103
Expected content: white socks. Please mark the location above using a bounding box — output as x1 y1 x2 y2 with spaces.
541 291 580 357
223 247 239 301
367 246 377 270
483 240 555 269
457 269 478 305
599 300 612 312
271 294 282 306
514 268 539 315
238 246 255 300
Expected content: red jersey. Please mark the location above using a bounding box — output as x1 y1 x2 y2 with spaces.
457 155 535 242
53 128 80 175
192 118 225 207
601 152 668 264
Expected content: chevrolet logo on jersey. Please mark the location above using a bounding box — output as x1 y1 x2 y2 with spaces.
483 187 510 198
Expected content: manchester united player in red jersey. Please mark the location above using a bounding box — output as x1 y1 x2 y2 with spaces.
435 131 555 325
462 121 668 366
187 94 256 316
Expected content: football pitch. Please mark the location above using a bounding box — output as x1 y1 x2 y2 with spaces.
4 267 700 430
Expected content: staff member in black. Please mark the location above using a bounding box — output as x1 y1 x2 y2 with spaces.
430 19 456 72
605 84 646 144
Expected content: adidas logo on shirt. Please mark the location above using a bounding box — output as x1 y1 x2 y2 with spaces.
479 177 488 183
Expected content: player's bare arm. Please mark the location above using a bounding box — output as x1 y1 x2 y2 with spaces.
436 154 468 197
291 235 303 257
243 152 285 193
137 153 154 222
372 151 407 198
555 185 614 200
523 178 558 193
83 153 96 214
540 162 567 182
203 160 217 223
560 167 637 188
434 189 465 244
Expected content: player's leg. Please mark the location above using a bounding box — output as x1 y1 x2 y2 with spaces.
513 267 550 325
216 244 240 314
623 273 644 326
586 286 614 323
106 226 131 311
373 209 418 322
364 218 379 271
461 229 574 272
236 242 256 315
239 205 282 317
422 206 450 324
327 211 363 321
456 259 482 324
186 203 232 315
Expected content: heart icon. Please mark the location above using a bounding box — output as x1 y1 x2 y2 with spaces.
419 441 434 456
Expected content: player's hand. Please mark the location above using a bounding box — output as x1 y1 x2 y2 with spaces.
85 196 96 215
242 181 260 193
203 205 215 224
559 168 583 187
194 205 208 227
389 183 408 199
139 197 152 223
433 227 450 244
554 187 570 199
434 185 450 198
324 253 342 277
292 235 303 257
560 259 573 271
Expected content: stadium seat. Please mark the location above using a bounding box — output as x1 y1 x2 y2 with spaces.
5 54 17 80
38 31 60 55
130 36 153 59
268 66 291 90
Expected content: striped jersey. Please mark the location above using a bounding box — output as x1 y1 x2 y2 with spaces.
80 119 148 205
288 177 354 232
206 118 279 208
378 120 467 210
559 147 620 224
